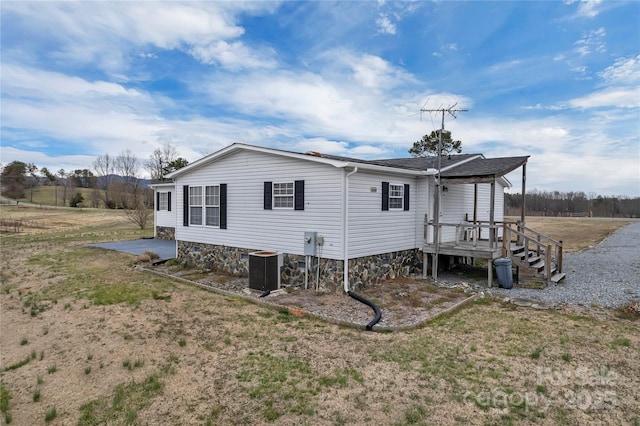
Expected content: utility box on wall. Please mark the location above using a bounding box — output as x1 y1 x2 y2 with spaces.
304 231 317 256
249 251 282 291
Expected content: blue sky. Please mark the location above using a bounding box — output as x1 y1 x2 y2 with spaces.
1 1 639 196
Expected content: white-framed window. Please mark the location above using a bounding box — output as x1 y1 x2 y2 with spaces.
205 185 220 226
189 186 203 225
158 192 168 211
273 182 294 208
389 184 404 209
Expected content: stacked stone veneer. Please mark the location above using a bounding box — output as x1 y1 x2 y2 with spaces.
177 241 421 290
156 226 175 240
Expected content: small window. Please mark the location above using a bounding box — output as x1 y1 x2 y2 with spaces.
158 192 168 211
389 184 404 209
189 186 203 225
205 185 220 226
273 182 294 208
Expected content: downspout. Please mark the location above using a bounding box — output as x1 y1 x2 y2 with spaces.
173 177 179 260
343 166 358 293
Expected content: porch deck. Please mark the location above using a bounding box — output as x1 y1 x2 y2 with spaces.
422 240 503 260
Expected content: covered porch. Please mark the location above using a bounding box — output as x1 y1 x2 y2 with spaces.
423 155 530 287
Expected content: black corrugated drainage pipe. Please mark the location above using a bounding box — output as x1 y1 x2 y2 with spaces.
347 291 381 331
259 289 271 298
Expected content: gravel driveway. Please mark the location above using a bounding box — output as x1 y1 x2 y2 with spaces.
489 221 640 308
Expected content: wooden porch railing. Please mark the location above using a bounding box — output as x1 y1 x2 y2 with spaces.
425 220 504 249
502 222 563 278
424 219 563 280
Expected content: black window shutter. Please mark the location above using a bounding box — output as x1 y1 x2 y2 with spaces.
156 192 160 211
183 185 189 226
404 184 410 211
382 182 389 211
220 184 227 229
264 182 272 210
294 180 305 210
167 192 171 212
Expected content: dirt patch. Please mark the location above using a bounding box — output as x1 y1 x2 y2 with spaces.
150 264 474 330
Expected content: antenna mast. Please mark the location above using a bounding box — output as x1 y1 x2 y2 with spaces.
420 105 468 280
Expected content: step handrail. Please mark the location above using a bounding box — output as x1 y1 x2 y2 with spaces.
504 223 563 276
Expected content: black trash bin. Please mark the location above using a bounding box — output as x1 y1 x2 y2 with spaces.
494 258 513 289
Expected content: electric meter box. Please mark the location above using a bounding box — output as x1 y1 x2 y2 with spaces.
304 231 317 256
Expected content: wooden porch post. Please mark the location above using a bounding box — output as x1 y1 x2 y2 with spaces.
521 163 526 228
488 178 496 287
473 183 478 241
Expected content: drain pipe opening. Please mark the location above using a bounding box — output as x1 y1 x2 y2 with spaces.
347 290 382 331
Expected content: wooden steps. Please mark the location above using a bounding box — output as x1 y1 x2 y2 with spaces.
509 243 565 284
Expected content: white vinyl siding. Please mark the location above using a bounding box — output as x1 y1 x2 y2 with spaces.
347 171 418 258
174 150 343 259
153 186 175 228
439 182 506 242
273 182 294 208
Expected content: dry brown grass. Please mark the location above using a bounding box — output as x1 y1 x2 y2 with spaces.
1 208 638 425
510 217 631 252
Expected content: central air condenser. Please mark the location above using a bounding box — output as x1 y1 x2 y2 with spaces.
248 251 282 291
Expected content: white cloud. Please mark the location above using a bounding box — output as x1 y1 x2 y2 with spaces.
575 0 604 18
189 40 277 70
350 54 414 89
574 27 606 56
568 88 640 109
433 42 458 58
0 2 277 74
376 14 396 35
598 55 640 86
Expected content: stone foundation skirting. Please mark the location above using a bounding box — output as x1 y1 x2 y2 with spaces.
156 226 175 240
177 241 421 290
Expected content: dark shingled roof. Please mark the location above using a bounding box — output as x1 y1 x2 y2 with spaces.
371 154 480 170
311 152 481 171
440 156 529 179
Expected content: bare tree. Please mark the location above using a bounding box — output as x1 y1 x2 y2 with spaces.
57 169 68 206
93 153 114 207
125 199 153 229
26 163 39 202
115 149 141 208
145 142 177 180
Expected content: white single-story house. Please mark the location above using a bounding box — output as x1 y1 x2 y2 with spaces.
151 143 532 291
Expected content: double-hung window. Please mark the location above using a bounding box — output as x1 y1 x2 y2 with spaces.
389 184 404 209
382 181 410 211
189 187 203 225
273 182 294 208
205 185 220 226
183 184 226 228
264 180 304 210
158 192 169 211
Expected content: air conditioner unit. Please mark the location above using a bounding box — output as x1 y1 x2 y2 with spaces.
249 251 283 291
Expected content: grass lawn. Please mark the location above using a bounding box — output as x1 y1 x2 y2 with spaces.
0 206 638 425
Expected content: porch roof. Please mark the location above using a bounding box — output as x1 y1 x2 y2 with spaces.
440 156 529 180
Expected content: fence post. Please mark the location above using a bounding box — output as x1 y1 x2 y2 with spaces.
557 241 563 274
546 244 552 281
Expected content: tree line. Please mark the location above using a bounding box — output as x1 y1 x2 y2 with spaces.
505 190 640 218
0 143 188 228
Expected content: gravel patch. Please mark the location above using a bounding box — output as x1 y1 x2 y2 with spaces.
487 221 640 308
